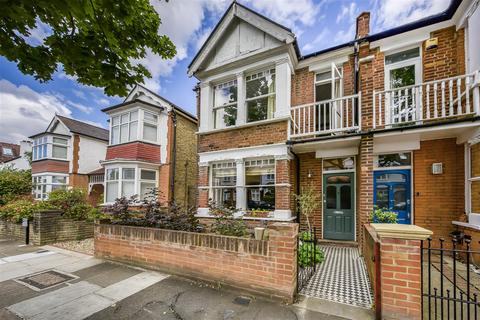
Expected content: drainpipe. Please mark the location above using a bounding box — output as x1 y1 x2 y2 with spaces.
170 109 177 203
353 40 360 95
290 149 301 223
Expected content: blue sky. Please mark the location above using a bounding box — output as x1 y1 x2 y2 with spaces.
0 0 450 143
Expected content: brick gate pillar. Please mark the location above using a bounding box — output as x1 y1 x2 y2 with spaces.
370 224 432 320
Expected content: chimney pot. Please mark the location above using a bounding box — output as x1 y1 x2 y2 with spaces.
356 12 370 39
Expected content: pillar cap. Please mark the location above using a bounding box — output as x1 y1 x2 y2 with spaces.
370 223 432 240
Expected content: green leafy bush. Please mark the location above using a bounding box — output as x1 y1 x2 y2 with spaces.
209 201 248 237
0 198 55 223
0 168 32 205
47 188 99 221
369 206 398 223
298 232 324 268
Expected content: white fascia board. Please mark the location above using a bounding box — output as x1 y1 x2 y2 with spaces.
373 135 420 154
296 47 353 70
198 143 289 163
32 172 69 177
457 127 480 144
370 20 452 53
101 160 161 169
316 147 359 158
455 0 479 29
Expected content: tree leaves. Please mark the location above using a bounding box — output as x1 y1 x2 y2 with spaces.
0 0 176 96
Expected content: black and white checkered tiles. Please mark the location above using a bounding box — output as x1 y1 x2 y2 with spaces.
300 245 373 309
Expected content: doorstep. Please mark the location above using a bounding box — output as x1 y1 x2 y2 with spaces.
295 295 375 320
317 239 358 247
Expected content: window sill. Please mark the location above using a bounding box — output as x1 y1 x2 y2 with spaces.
32 158 69 162
452 221 480 231
197 116 290 135
108 140 161 148
196 208 294 221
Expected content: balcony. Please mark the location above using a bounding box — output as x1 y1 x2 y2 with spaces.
290 93 362 139
373 72 480 129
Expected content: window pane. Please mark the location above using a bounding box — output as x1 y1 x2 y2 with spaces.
112 116 120 126
122 181 135 197
327 175 351 184
246 97 275 122
3 147 13 155
52 184 66 191
389 65 416 89
144 112 158 123
376 173 406 183
315 83 332 102
378 153 411 167
42 145 47 158
246 186 275 210
141 170 156 180
340 185 351 209
326 186 337 209
130 111 138 121
121 114 129 124
53 137 68 145
245 162 275 185
471 143 480 178
106 182 118 202
214 105 237 128
472 181 480 213
111 126 119 144
143 123 157 141
246 70 275 98
129 121 138 141
212 165 236 186
393 185 407 210
212 187 236 208
323 157 355 171
315 71 331 82
122 168 135 180
140 182 156 200
52 146 67 159
52 176 66 184
376 185 389 209
107 168 119 181
214 81 237 107
120 124 129 143
385 47 420 64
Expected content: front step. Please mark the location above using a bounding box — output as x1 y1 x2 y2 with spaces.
317 239 358 247
295 295 375 320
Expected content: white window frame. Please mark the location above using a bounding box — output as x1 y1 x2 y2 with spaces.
314 64 343 103
32 135 69 161
213 79 238 129
32 173 69 200
244 158 276 211
384 46 422 91
209 161 237 207
466 140 480 216
109 108 161 146
2 147 13 156
103 164 159 204
245 68 276 123
142 111 158 143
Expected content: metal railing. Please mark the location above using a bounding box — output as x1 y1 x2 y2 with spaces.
374 71 480 129
297 227 318 293
422 237 480 319
88 174 104 184
290 93 361 138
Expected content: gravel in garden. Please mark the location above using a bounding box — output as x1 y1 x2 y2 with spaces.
51 238 94 255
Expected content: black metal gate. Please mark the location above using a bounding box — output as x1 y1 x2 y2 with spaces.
422 237 480 319
297 227 318 292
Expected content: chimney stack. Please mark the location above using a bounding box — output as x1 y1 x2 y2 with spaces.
356 12 370 39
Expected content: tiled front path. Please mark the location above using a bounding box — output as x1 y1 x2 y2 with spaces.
300 245 373 309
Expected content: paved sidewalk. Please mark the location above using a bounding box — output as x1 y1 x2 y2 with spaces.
0 238 346 320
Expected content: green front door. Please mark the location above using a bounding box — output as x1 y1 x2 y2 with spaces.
323 172 355 241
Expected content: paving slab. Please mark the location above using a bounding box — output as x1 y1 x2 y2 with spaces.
72 262 141 288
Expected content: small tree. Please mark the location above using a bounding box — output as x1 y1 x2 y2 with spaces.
295 185 320 233
0 168 32 205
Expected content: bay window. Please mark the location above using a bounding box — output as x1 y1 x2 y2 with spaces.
246 69 276 122
143 112 158 142
52 137 68 159
32 137 48 160
32 175 68 199
211 162 236 208
245 159 275 210
32 136 68 160
104 166 158 203
111 110 138 144
213 80 238 129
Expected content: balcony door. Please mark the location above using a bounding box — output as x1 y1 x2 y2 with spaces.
315 63 343 132
384 47 422 124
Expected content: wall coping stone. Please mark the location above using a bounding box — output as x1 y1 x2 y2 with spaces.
370 223 432 240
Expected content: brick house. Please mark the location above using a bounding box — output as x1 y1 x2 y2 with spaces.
188 0 480 245
99 85 198 207
30 115 108 201
0 140 31 170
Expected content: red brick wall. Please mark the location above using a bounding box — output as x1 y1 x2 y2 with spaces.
197 165 209 208
291 68 314 106
95 222 298 302
413 138 464 246
69 173 88 189
275 159 292 211
31 159 69 174
358 136 374 245
356 12 370 39
106 142 161 163
198 121 288 153
380 238 422 320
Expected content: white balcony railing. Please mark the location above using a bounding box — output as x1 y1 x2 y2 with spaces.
290 93 361 138
373 71 480 129
89 174 104 184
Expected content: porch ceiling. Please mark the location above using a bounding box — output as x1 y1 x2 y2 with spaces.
290 136 361 157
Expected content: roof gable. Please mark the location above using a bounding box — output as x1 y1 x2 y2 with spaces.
188 2 295 76
44 115 109 141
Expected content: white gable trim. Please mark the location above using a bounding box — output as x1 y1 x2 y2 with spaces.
46 116 71 136
188 3 294 76
125 85 171 112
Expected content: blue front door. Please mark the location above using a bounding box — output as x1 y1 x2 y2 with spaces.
374 170 411 224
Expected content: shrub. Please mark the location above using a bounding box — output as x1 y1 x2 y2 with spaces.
295 186 320 234
369 206 398 223
0 168 32 205
47 188 98 221
0 198 55 223
298 231 324 268
209 200 248 237
102 195 136 222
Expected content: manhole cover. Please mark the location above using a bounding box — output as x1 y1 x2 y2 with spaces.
233 296 251 306
15 270 78 291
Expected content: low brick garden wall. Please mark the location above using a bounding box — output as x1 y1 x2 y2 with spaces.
95 222 298 302
0 210 93 245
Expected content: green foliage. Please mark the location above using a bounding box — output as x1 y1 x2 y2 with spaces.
0 198 55 223
0 168 32 205
47 188 97 220
369 206 398 224
209 200 248 237
298 241 324 268
295 186 320 233
0 0 176 96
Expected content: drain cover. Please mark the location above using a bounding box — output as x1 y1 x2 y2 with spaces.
233 296 251 306
15 270 77 291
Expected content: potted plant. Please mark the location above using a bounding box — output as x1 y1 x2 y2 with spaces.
369 206 398 223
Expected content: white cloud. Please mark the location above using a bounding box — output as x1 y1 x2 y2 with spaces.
0 80 72 143
72 89 87 100
333 23 356 45
302 28 330 52
373 0 450 31
336 2 357 24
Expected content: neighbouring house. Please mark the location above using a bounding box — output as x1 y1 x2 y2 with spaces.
0 140 31 170
189 0 480 246
30 115 108 202
99 85 198 207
